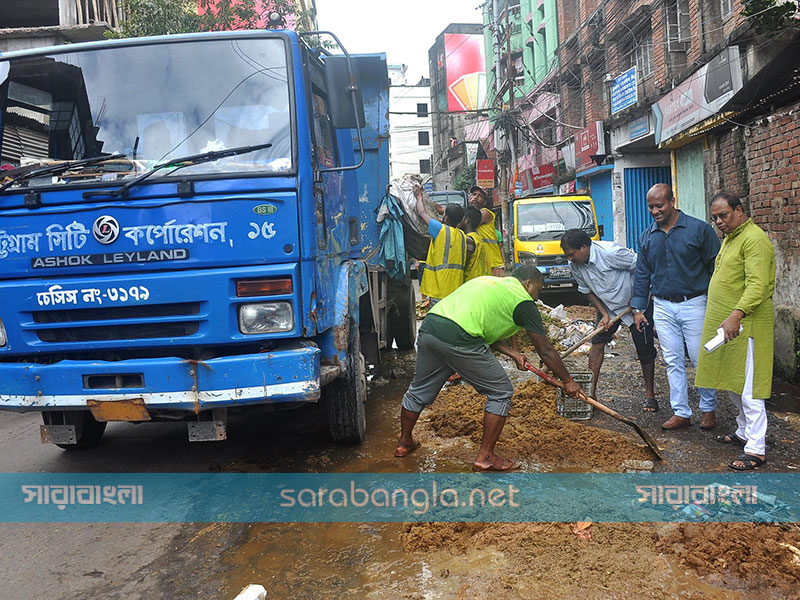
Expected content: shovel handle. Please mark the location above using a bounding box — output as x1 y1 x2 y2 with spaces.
542 307 631 374
559 307 631 360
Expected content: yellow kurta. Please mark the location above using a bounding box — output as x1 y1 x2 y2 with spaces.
695 219 775 398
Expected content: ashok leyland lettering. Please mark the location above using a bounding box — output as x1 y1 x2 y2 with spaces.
0 31 411 448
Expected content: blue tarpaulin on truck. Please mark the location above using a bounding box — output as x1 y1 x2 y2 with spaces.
376 193 406 280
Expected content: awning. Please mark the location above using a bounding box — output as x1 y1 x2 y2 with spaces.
575 164 614 179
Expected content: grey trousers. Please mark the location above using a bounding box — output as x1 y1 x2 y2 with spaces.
402 331 514 416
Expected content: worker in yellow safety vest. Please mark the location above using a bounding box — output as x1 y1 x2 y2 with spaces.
463 206 491 281
469 185 505 276
414 185 467 306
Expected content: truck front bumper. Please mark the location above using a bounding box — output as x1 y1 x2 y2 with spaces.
0 342 320 413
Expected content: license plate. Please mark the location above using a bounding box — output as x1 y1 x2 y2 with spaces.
87 398 151 422
548 266 572 279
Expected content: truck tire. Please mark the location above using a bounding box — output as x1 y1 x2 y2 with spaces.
42 410 107 450
389 282 417 350
323 321 367 444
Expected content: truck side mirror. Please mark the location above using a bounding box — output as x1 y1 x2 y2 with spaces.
324 55 365 129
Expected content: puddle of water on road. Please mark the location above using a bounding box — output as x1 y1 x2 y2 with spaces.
222 521 512 600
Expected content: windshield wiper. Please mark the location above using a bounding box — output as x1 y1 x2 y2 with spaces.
0 153 125 195
82 142 273 199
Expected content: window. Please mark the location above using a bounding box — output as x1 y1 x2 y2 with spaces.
419 158 431 174
666 0 691 49
418 131 430 146
416 103 428 117
635 34 654 78
312 92 337 168
720 0 733 17
620 26 653 78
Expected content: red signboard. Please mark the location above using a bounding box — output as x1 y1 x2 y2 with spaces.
444 34 487 112
531 163 555 192
574 121 606 174
476 159 495 189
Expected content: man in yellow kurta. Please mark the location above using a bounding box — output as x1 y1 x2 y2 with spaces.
695 192 775 470
469 185 505 276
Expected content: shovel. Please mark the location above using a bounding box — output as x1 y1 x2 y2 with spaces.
524 361 664 461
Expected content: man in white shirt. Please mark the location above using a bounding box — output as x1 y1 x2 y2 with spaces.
561 229 657 411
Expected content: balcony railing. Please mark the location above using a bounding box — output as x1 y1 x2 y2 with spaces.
67 0 121 29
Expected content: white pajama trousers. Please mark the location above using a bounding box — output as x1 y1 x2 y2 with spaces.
728 337 768 456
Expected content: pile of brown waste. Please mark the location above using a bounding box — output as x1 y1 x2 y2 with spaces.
400 522 800 598
564 304 597 321
657 523 800 587
427 378 652 470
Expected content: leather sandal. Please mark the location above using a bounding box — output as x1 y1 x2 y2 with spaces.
716 431 746 446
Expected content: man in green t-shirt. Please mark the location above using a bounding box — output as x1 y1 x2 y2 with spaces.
394 265 581 471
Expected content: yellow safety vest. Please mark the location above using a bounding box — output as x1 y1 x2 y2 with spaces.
476 210 504 268
465 231 490 281
431 276 534 345
420 223 467 300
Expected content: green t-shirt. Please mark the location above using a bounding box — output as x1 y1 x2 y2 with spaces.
420 301 544 348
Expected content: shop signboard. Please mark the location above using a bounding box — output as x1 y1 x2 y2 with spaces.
476 159 495 188
531 163 555 193
574 121 606 174
629 115 650 140
611 66 637 114
653 46 743 144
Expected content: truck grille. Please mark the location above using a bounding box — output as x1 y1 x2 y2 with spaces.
536 255 568 266
32 302 201 343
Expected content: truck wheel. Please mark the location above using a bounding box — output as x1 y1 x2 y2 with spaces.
389 282 417 350
323 321 367 444
42 410 107 450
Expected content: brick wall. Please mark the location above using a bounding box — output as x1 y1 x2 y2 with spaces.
558 0 579 44
705 100 800 308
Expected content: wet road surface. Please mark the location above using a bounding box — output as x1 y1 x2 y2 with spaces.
1 323 799 598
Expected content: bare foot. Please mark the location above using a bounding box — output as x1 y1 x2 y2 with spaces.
472 453 517 472
394 440 420 458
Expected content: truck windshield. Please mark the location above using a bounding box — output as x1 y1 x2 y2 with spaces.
0 37 292 190
516 200 596 241
430 192 466 207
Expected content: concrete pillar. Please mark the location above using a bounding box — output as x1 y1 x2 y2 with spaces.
59 0 79 26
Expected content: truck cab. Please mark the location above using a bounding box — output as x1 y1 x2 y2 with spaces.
0 31 404 448
512 195 600 291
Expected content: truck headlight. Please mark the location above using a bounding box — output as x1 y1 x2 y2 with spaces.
238 302 293 334
518 251 538 266
0 318 6 347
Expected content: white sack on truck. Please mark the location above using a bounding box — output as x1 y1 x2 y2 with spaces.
386 174 437 260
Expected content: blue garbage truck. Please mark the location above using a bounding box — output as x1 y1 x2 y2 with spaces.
0 30 416 448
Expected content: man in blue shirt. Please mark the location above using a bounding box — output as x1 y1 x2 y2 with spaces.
631 183 720 431
561 229 657 411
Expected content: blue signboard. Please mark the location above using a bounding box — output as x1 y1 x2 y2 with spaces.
611 66 637 114
629 115 650 140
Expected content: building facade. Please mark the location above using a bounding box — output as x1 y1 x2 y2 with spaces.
428 23 487 191
462 0 800 378
389 75 433 181
0 0 117 52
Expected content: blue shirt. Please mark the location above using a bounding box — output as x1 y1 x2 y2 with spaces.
631 211 720 310
570 241 637 326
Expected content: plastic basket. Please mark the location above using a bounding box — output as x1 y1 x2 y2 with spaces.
557 372 594 420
